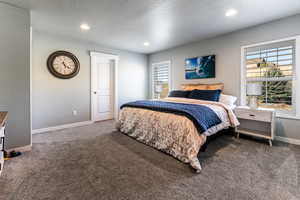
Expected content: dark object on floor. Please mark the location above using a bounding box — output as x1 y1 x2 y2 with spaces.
3 150 8 158
5 151 22 159
10 151 22 158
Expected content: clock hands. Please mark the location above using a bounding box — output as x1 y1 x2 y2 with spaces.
62 62 71 69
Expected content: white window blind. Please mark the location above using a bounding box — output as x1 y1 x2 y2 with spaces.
152 61 170 99
245 40 295 112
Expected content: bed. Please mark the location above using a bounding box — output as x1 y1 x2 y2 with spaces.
116 83 239 172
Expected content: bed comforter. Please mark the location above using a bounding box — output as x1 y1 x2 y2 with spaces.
116 97 239 172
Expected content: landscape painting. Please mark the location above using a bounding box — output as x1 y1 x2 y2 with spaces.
185 55 215 79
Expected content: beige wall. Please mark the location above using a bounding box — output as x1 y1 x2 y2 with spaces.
149 14 300 140
32 30 148 130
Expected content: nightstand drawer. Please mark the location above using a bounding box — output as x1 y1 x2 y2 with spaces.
235 109 272 122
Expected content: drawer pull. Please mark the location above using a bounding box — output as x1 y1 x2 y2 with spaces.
249 114 255 117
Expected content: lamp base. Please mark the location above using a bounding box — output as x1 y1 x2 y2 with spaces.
249 96 258 109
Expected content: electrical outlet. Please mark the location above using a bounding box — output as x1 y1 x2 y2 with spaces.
73 110 77 116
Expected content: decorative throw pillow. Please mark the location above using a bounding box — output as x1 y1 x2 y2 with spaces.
188 89 222 102
219 94 237 107
168 90 190 98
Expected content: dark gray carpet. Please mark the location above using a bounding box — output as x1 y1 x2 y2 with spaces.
0 120 299 200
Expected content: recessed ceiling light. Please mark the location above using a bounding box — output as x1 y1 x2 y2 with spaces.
80 24 90 30
225 9 237 17
143 42 150 46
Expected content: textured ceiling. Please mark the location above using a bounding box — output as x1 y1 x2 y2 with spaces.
2 0 300 54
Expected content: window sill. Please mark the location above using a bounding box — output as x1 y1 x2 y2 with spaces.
276 113 300 120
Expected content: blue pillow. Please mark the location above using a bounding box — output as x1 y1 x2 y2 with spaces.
168 90 190 98
188 89 222 102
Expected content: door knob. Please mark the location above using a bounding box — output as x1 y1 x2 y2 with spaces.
94 91 97 94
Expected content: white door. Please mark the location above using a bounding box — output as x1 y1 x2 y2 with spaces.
92 57 114 121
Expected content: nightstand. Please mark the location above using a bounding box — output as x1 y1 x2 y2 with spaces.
234 106 275 146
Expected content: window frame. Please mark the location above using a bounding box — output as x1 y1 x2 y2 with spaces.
240 36 300 119
151 60 172 99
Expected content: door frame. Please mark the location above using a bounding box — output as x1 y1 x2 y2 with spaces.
90 51 119 122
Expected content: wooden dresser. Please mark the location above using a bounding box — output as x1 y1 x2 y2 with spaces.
0 112 8 175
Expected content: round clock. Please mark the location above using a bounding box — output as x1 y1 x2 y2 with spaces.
47 51 80 79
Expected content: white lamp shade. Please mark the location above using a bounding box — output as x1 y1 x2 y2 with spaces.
247 82 262 96
155 85 163 93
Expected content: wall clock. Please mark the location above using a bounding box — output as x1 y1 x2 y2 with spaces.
47 51 80 79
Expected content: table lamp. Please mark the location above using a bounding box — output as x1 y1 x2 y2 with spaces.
247 82 262 109
155 85 163 99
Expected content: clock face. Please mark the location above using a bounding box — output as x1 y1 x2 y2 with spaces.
53 56 76 75
47 51 80 79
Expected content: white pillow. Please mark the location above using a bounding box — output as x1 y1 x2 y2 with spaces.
219 94 237 107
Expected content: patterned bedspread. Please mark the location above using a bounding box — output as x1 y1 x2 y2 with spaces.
121 100 222 134
117 97 239 172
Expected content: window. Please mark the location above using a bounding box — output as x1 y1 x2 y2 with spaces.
151 61 171 99
241 37 300 117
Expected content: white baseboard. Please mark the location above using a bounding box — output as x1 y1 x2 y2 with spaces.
32 121 94 134
275 136 300 145
7 144 32 153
